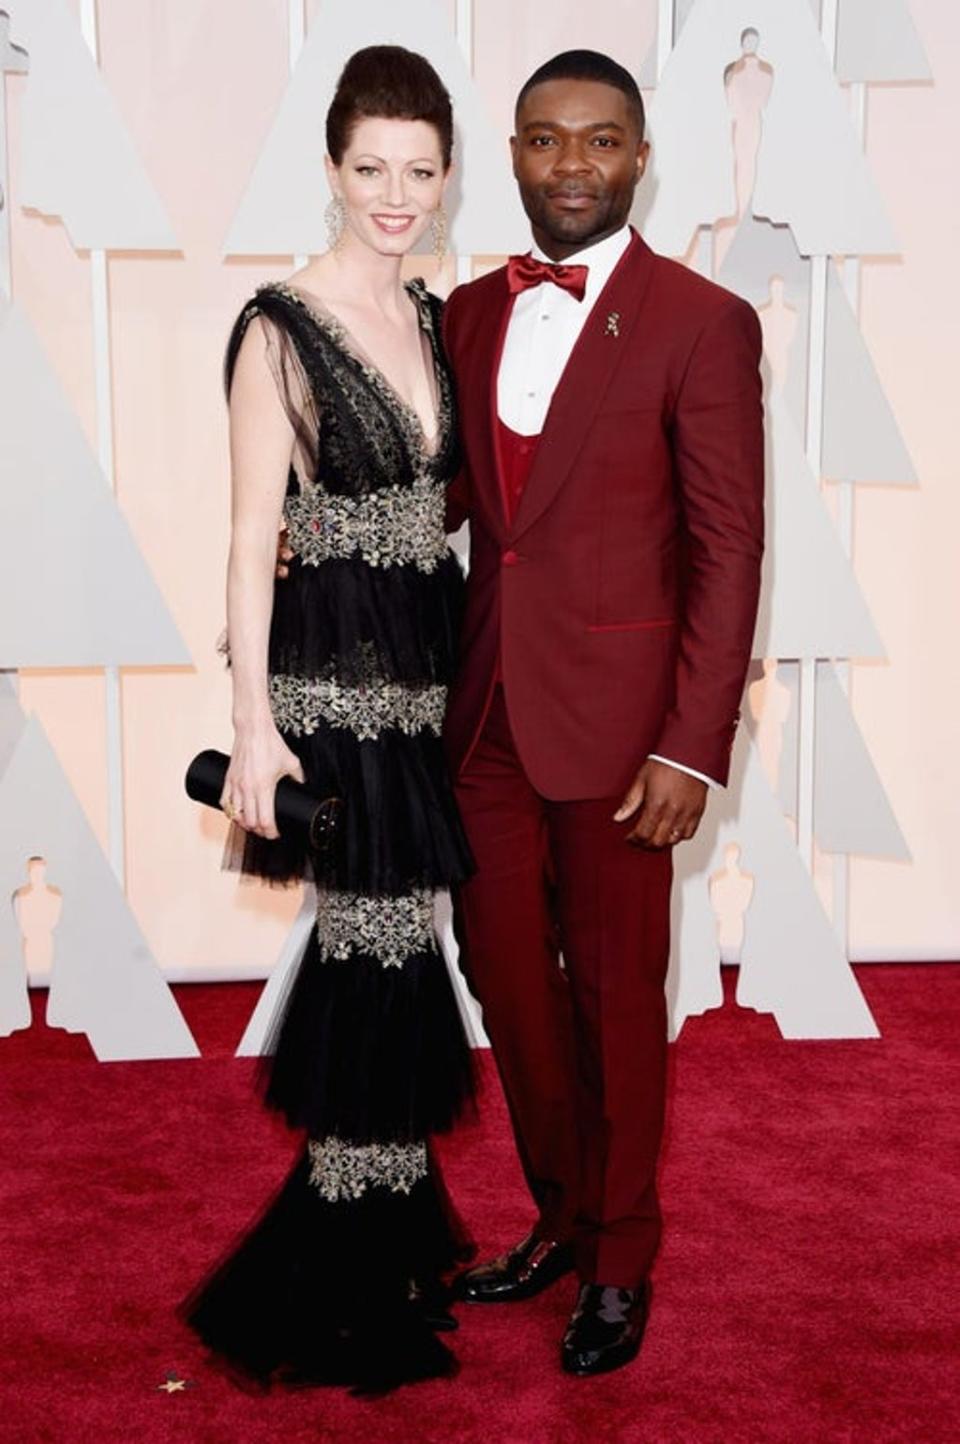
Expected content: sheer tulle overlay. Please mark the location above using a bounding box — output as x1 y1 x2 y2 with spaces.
183 280 476 1392
183 1151 473 1394
262 929 477 1141
223 713 472 893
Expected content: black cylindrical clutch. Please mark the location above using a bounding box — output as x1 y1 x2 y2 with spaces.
185 749 340 854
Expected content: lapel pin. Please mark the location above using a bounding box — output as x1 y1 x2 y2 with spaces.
604 310 621 338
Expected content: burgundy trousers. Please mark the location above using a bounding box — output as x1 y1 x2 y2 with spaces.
452 687 672 1287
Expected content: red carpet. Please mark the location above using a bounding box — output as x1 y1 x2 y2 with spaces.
1 965 957 1444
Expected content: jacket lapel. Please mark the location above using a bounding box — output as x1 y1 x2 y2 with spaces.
455 270 514 541
511 232 657 541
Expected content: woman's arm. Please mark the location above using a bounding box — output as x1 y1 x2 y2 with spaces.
220 315 304 839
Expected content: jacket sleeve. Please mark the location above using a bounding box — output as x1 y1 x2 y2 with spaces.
651 296 765 786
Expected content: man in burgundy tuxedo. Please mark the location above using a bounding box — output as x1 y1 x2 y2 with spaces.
443 51 765 1375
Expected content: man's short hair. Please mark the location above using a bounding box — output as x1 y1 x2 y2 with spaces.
515 50 645 139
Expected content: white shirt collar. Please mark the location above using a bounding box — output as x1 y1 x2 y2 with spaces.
529 224 632 298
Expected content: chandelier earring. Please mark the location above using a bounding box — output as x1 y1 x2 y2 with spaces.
325 194 346 250
431 204 448 264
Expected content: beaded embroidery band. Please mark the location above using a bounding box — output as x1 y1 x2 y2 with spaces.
283 475 449 574
307 1137 428 1202
269 674 446 742
315 889 436 969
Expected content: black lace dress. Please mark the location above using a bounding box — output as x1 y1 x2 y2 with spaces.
183 279 475 1393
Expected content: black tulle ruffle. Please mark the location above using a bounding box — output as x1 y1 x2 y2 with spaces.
222 723 473 892
268 551 464 687
181 1148 474 1394
261 929 476 1140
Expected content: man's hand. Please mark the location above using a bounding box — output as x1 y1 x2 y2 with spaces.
275 524 294 579
614 759 707 848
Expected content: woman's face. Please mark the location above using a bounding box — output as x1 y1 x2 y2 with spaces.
328 115 448 258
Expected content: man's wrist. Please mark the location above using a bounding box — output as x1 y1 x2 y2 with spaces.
647 754 719 789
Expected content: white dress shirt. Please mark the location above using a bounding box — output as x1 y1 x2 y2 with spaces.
496 225 718 790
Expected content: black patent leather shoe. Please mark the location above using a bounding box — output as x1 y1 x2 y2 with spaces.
455 1232 575 1303
561 1282 650 1376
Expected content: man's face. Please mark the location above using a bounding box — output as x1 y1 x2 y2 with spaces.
510 77 649 259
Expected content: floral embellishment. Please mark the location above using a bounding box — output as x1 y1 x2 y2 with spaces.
269 672 446 741
284 474 449 573
307 1136 429 1202
315 889 436 969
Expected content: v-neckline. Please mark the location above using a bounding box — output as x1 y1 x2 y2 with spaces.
272 279 445 459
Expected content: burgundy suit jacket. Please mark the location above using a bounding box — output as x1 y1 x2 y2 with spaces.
442 231 765 799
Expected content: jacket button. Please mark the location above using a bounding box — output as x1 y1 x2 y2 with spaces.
502 549 520 566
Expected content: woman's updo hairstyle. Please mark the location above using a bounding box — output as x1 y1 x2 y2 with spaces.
326 45 454 169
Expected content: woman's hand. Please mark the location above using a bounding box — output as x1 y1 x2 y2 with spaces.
276 523 294 579
220 724 305 840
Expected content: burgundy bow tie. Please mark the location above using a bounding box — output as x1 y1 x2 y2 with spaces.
506 252 589 302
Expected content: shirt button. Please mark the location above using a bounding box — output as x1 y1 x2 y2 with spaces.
502 549 520 566
526 390 536 398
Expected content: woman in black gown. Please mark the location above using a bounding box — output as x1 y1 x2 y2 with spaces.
183 47 475 1392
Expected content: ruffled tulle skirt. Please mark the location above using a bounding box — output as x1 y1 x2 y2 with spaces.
262 923 476 1140
181 1146 473 1394
220 550 470 893
183 886 477 1392
268 551 464 692
194 548 476 1391
222 724 473 893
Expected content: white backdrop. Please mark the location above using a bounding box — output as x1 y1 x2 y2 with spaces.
1 0 957 1058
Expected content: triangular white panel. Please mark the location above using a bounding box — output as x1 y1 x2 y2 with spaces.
836 0 931 84
822 266 916 485
435 890 488 1049
12 0 176 250
636 11 733 250
668 730 879 1039
638 41 658 91
754 394 884 660
0 300 190 667
226 0 527 257
0 717 199 1060
676 0 700 33
0 12 27 79
720 218 916 485
237 887 489 1055
718 215 811 437
770 661 910 859
642 0 896 257
0 671 24 777
0 14 29 297
719 214 811 305
0 677 30 1036
236 887 315 1056
638 0 700 87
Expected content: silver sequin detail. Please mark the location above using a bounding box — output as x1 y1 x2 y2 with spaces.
269 673 446 741
316 889 436 969
285 474 449 573
307 1136 428 1202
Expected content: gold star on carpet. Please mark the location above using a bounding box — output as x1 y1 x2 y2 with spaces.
157 1371 195 1394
